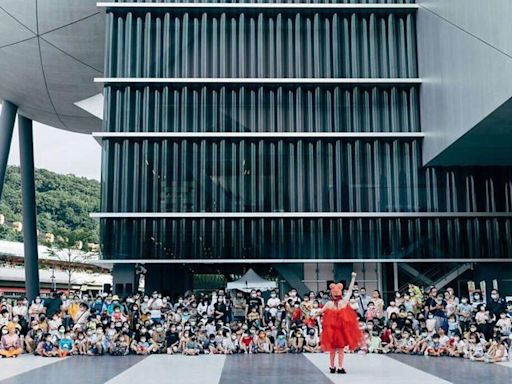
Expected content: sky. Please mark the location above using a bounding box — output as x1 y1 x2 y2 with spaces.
2 107 101 181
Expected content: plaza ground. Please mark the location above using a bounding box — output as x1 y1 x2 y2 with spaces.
0 353 511 384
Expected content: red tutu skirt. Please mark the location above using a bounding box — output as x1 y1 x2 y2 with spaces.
321 307 363 352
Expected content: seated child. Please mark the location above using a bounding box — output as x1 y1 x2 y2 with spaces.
274 332 289 354
183 335 200 356
135 334 151 355
496 312 511 336
0 323 22 358
165 326 180 355
239 332 253 354
74 332 87 355
58 332 74 357
289 328 304 353
464 333 485 361
425 333 445 357
368 331 383 354
396 329 415 354
255 330 273 353
38 333 57 357
110 332 130 356
484 337 509 363
446 333 465 357
247 307 261 328
303 329 321 353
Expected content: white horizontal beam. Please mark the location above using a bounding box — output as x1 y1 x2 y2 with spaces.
93 258 511 264
90 212 512 219
95 77 422 85
93 132 424 139
97 2 419 11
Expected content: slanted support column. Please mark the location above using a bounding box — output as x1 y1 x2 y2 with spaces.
0 101 17 199
18 115 39 302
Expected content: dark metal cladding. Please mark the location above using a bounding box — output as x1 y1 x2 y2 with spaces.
100 1 512 261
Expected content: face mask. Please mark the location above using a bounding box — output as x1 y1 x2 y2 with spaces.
491 294 498 300
290 292 296 297
474 295 480 300
35 299 41 304
59 328 65 333
271 294 276 298
461 299 468 304
2 329 8 335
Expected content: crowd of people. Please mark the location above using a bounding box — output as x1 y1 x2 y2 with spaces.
1 283 511 363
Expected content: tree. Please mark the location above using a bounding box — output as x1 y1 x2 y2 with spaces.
44 228 98 291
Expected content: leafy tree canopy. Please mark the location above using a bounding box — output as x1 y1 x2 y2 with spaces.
0 166 100 244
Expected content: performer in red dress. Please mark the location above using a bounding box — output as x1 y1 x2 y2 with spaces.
320 272 363 374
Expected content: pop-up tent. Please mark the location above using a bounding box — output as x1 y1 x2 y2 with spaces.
226 268 277 292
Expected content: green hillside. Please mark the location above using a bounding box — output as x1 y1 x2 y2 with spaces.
0 166 100 244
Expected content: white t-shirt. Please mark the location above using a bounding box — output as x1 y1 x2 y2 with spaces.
267 297 280 316
148 298 163 319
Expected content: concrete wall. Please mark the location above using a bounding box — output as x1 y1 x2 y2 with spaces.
417 0 512 165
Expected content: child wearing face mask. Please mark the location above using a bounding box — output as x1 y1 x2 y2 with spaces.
151 324 166 353
74 331 87 355
183 335 200 356
457 297 473 333
135 334 151 355
484 337 509 363
496 312 511 336
464 332 485 361
219 330 236 354
58 332 74 357
267 291 280 318
289 328 305 353
426 312 437 335
274 331 289 353
447 315 462 337
446 332 465 357
303 328 321 353
255 330 273 353
239 328 253 354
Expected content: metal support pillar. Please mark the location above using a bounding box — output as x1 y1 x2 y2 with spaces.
393 262 399 293
19 115 40 301
0 101 17 199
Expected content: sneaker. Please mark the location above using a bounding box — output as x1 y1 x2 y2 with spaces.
329 367 336 374
337 368 347 374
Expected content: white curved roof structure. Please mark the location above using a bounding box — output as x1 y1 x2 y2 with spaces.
0 0 104 133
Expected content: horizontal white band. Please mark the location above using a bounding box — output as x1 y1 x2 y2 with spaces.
96 77 422 85
93 132 424 139
97 2 419 11
90 212 512 219
96 258 509 264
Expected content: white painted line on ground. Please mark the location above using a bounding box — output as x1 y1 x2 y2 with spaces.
304 353 453 384
105 354 227 384
0 355 67 381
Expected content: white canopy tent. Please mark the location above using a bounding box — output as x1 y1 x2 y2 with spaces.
226 269 277 293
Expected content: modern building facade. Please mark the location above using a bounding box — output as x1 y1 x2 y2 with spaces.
1 1 512 299
92 1 512 295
